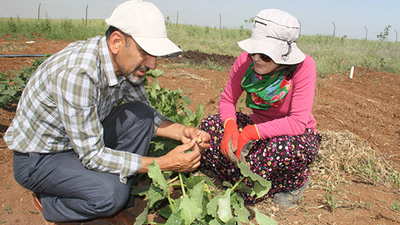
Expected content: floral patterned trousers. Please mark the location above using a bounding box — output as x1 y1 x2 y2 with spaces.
198 112 321 204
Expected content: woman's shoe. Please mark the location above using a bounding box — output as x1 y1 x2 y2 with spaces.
272 177 310 208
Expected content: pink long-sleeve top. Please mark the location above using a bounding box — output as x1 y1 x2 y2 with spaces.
219 52 317 139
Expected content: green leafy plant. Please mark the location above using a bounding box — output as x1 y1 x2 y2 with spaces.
143 69 204 128
132 161 277 225
323 187 343 212
0 55 49 108
142 69 205 157
377 25 391 42
392 199 400 211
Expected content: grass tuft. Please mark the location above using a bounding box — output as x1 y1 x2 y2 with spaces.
311 130 399 189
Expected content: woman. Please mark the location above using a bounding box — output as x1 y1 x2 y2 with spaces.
199 9 321 207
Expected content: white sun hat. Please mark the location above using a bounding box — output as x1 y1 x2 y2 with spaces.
238 9 305 65
105 0 182 56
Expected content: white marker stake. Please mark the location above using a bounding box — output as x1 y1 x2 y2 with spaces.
349 66 354 79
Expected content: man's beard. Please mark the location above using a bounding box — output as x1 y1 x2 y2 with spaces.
127 73 143 85
127 65 149 85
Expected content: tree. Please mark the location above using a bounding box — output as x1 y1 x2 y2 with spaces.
377 25 391 41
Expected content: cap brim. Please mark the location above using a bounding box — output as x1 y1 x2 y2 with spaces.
134 37 182 57
238 38 305 65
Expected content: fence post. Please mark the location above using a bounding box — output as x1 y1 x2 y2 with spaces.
395 30 398 42
176 11 179 27
364 26 368 40
38 3 41 21
86 5 88 25
299 21 302 36
219 14 221 29
332 22 336 37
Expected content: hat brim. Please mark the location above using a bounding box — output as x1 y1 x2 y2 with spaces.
134 37 182 57
238 38 305 65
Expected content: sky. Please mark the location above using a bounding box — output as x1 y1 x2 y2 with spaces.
0 0 399 42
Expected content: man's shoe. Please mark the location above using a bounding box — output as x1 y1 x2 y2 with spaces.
33 193 137 225
93 209 137 225
272 177 310 208
32 193 61 225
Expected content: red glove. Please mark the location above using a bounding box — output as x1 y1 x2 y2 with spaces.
236 125 260 162
221 118 240 163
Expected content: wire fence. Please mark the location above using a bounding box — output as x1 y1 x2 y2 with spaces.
1 2 398 42
161 10 398 42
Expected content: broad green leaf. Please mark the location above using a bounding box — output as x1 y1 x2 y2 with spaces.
134 206 149 225
207 195 223 217
193 103 205 127
130 185 150 196
185 175 216 190
209 218 224 225
254 207 278 225
163 170 173 180
222 181 233 188
146 161 169 208
146 184 166 209
253 181 271 199
165 212 183 225
179 196 202 225
158 205 173 219
151 69 165 78
237 162 271 198
231 193 250 223
188 180 205 206
238 162 271 188
182 96 191 105
147 160 169 192
13 76 26 87
226 218 239 225
183 174 201 188
233 204 250 223
183 105 194 117
217 190 232 223
0 96 11 106
235 182 254 196
3 89 17 96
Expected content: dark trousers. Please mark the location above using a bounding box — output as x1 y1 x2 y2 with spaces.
12 102 154 222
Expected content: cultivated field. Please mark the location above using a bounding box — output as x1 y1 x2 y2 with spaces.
0 19 399 224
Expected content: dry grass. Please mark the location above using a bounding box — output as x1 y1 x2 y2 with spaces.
311 130 399 189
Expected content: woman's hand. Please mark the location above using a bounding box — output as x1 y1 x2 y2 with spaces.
236 125 260 162
220 119 240 163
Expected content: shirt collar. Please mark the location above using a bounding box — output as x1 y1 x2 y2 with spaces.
99 36 119 86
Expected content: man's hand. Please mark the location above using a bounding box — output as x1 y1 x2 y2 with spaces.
156 120 210 150
158 139 202 173
181 126 211 150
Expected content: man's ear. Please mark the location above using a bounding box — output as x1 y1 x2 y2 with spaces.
108 31 125 54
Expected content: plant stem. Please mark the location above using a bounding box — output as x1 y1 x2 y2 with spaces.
231 177 245 193
167 196 176 214
167 175 179 184
179 172 187 197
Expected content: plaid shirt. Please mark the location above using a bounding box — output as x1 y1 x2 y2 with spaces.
4 36 169 184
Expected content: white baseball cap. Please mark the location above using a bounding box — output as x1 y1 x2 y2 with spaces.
105 0 182 56
238 9 305 65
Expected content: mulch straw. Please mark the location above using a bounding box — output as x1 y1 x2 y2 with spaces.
311 130 399 189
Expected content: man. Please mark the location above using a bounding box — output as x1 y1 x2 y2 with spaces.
4 0 210 223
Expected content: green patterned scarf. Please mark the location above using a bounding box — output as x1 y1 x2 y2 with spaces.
241 62 292 110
